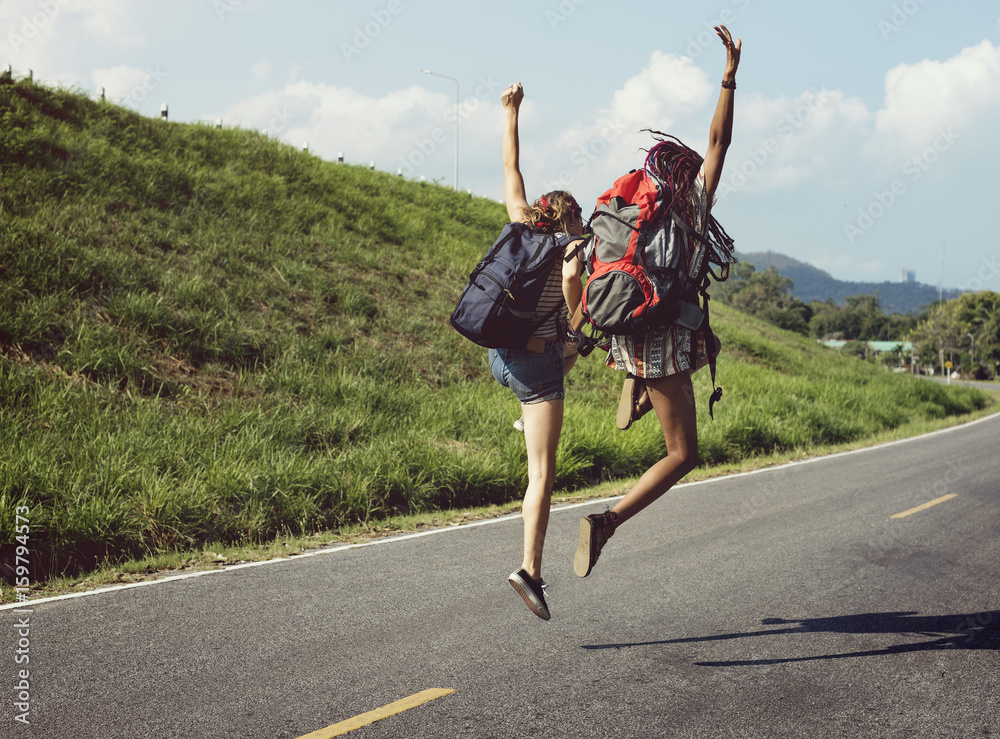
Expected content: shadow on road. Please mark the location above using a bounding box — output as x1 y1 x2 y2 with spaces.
582 610 1000 666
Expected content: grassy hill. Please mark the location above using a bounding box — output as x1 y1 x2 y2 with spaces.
0 78 993 586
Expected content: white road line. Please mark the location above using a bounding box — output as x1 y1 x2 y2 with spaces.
4 411 997 611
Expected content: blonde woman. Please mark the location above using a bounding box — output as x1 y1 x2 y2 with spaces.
495 82 585 620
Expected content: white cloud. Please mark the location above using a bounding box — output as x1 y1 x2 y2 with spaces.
725 87 871 193
76 0 146 47
873 40 1000 154
231 35 1000 221
529 51 713 199
702 38 1000 208
91 64 145 97
91 64 169 108
251 60 271 82
2 0 74 72
2 0 146 86
549 51 709 154
214 81 493 181
2 0 145 50
609 51 713 130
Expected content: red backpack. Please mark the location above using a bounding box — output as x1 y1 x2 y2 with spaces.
574 140 736 414
580 168 722 335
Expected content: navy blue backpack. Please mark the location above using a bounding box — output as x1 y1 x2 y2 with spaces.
450 222 573 349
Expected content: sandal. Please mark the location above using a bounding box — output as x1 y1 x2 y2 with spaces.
616 375 653 430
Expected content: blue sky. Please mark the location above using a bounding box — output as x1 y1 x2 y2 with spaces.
4 0 1000 293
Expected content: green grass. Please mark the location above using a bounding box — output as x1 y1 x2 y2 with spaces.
0 78 995 592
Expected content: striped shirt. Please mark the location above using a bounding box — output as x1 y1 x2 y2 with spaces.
530 258 565 339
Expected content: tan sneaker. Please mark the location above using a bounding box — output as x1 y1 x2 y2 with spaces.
574 512 616 577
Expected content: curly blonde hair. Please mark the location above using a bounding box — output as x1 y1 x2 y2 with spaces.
518 190 581 234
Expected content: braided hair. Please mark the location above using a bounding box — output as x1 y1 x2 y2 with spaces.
642 130 737 280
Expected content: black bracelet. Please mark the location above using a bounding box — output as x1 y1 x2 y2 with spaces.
721 80 736 90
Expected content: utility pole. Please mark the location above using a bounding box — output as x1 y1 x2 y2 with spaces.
938 242 945 304
420 69 459 191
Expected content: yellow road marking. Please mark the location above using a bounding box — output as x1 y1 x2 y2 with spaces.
891 493 957 519
296 689 456 738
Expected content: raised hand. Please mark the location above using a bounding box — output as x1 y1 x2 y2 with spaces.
714 25 741 78
501 82 524 111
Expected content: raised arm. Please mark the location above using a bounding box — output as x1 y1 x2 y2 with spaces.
563 243 584 322
702 25 742 203
502 82 530 222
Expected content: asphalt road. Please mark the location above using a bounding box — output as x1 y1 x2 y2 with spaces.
4 414 999 738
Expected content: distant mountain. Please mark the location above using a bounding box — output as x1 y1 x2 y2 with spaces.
735 250 961 315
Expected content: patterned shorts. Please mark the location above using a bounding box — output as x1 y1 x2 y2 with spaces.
607 327 712 379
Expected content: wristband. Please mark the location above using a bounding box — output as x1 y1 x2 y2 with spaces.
721 80 736 90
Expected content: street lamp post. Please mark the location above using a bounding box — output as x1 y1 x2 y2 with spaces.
967 332 975 365
420 69 458 191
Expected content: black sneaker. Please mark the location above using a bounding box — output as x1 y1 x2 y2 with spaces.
508 569 550 620
574 512 616 577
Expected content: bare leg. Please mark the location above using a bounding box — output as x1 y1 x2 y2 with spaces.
514 348 575 433
563 351 579 377
611 371 698 525
519 398 563 580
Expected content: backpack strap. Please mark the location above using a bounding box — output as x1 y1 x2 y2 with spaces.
509 231 573 327
671 212 725 418
702 289 723 419
563 236 590 264
671 212 732 281
670 211 711 246
507 301 562 325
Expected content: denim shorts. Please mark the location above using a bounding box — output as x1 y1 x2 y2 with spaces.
488 341 565 405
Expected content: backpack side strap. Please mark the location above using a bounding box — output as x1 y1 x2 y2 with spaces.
564 236 591 264
670 211 711 246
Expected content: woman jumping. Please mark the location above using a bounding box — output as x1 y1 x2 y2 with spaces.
493 82 586 620
573 25 743 578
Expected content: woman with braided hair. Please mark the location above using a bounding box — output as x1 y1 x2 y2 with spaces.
495 81 587 619
573 25 742 578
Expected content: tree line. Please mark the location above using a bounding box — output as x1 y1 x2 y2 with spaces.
713 263 1000 379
